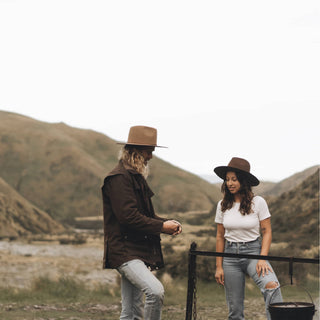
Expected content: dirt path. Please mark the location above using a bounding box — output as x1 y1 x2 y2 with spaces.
0 301 265 320
3 299 318 320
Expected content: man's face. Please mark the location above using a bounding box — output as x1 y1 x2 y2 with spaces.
141 147 155 165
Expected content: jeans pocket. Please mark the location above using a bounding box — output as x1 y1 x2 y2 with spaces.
247 240 261 251
117 261 130 273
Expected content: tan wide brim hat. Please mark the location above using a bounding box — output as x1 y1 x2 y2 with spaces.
117 125 167 148
214 157 260 186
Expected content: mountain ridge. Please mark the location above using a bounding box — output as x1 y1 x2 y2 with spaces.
0 110 318 241
0 110 220 227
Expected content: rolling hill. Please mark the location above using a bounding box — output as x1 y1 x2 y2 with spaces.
270 168 319 252
0 176 64 238
0 109 318 246
0 111 221 225
259 165 319 198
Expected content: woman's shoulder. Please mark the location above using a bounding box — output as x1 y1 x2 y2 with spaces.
215 200 223 214
252 196 267 205
253 195 266 202
252 195 269 209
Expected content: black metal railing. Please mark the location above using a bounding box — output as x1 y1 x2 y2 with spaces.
185 242 320 320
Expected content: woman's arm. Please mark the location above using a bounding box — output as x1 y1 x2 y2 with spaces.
215 223 225 285
256 218 273 277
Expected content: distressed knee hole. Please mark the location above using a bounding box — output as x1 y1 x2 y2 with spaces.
265 281 279 289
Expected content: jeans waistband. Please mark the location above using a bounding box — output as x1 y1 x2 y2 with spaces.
226 237 260 246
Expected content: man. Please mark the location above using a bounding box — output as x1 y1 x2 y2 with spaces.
102 125 182 320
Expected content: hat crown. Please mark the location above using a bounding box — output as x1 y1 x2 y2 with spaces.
127 126 157 146
228 157 251 173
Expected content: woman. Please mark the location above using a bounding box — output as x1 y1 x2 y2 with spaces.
214 157 282 320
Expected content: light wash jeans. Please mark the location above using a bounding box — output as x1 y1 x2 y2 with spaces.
223 238 282 320
117 259 164 320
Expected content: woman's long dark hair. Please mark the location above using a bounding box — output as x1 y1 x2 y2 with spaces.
221 170 254 215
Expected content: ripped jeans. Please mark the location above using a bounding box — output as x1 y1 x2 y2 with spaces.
223 238 282 320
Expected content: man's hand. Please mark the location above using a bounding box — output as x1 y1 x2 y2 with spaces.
161 220 182 235
171 220 182 235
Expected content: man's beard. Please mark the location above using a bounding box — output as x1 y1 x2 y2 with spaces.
142 163 150 179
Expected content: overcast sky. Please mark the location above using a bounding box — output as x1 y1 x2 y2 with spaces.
0 0 319 182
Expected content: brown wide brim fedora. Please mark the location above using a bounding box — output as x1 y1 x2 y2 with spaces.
214 157 260 186
117 125 167 148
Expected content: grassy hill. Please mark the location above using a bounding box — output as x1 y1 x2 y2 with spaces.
253 181 276 196
0 177 64 238
260 165 319 198
270 169 319 254
0 111 220 225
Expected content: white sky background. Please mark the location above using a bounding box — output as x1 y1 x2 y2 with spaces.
0 0 319 182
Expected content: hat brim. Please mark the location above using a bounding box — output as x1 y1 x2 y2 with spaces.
214 166 260 186
116 141 167 148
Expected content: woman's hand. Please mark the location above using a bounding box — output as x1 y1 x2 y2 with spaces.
215 224 225 285
258 218 273 277
215 266 224 285
256 259 273 277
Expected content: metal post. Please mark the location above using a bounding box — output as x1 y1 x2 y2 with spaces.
289 257 294 285
184 247 318 319
185 242 197 320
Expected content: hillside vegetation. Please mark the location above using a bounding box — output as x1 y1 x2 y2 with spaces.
260 165 319 198
0 111 220 226
0 177 64 238
270 169 319 253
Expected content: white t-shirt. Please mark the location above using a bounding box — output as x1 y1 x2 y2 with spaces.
214 196 271 243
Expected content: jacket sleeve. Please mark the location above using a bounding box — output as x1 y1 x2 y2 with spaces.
105 174 164 234
153 214 168 222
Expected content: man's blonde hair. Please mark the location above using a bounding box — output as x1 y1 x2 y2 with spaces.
119 146 149 178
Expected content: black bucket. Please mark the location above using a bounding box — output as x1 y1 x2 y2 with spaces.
269 285 316 320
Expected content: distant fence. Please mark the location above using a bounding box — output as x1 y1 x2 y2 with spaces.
185 242 320 320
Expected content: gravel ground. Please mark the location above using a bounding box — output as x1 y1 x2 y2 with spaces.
1 299 318 320
0 300 272 320
0 239 319 319
0 240 117 289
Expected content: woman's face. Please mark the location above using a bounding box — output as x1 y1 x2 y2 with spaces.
225 171 241 194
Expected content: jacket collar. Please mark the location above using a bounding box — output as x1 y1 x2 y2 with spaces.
122 161 140 175
108 160 140 177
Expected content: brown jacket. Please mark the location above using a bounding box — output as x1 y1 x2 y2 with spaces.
102 160 166 270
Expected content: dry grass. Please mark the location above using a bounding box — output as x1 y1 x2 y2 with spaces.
0 227 319 320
